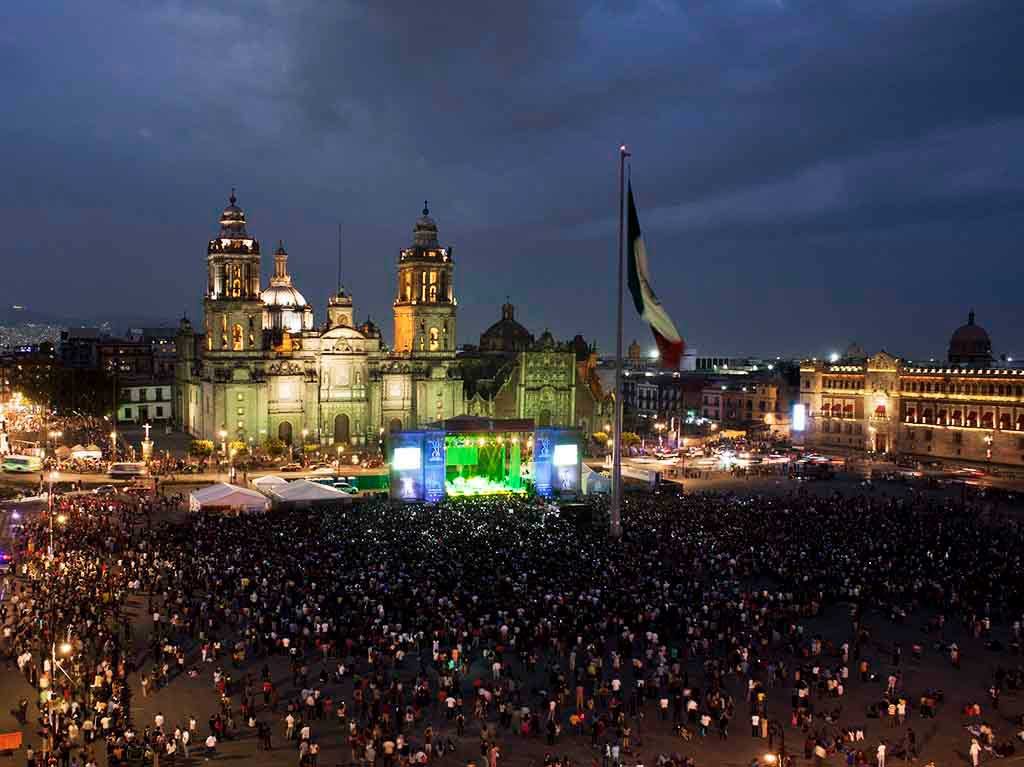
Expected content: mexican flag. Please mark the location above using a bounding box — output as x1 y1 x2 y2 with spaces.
626 181 685 368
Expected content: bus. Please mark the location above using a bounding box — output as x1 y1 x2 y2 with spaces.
2 455 43 473
108 462 148 480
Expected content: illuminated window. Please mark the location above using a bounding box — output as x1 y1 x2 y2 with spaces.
232 324 243 351
429 327 440 351
231 279 241 298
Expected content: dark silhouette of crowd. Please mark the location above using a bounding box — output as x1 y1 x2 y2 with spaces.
3 486 1024 766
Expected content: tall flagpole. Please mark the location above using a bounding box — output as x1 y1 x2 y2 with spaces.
611 144 630 539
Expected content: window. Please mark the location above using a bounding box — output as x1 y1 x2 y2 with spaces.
237 407 245 416
924 430 932 442
156 388 164 400
232 324 243 351
429 326 440 351
156 406 164 417
124 407 132 418
954 432 963 444
237 392 244 401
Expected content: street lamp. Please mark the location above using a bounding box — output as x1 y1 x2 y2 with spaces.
984 432 993 468
47 470 60 556
655 421 666 448
336 444 344 472
109 430 117 461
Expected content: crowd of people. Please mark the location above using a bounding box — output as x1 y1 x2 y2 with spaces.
2 485 1023 766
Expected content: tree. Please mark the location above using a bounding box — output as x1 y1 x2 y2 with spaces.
189 440 214 457
263 437 285 457
620 431 641 448
592 431 609 445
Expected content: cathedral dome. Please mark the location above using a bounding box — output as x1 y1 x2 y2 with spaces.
479 302 533 353
261 284 309 308
948 310 992 365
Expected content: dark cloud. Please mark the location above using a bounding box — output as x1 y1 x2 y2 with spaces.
0 0 1021 359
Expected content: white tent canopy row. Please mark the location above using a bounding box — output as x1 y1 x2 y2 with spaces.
270 479 353 506
189 483 269 514
252 474 288 493
70 444 103 460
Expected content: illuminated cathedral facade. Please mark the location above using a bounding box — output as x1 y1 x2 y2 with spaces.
175 193 608 449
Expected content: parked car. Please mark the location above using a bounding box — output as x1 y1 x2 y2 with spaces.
281 463 304 472
93 485 118 495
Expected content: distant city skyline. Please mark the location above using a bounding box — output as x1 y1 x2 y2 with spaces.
1 3 1021 359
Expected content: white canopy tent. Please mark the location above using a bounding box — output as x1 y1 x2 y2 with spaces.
189 483 269 514
252 475 289 494
271 479 353 508
581 464 611 495
70 444 103 460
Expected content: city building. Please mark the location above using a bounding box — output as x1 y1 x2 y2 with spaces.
798 313 1024 466
700 371 798 434
117 383 173 424
175 193 608 448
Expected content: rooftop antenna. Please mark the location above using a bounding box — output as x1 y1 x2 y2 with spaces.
337 222 342 294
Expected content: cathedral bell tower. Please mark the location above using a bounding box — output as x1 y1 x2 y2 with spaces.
393 202 456 354
203 190 264 353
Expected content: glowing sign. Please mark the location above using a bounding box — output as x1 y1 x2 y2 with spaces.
392 447 421 470
553 443 578 467
792 403 806 432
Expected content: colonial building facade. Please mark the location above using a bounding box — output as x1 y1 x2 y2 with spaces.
175 194 606 448
798 314 1024 467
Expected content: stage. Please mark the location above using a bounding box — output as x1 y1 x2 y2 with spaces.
389 416 581 501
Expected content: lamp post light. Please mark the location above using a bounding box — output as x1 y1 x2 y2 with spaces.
47 633 75 727
109 430 117 461
984 432 994 469
47 470 60 556
336 444 344 472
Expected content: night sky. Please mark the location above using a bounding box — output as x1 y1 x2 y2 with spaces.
2 1 1022 360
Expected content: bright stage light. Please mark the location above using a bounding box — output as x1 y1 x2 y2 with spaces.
792 403 806 431
392 447 421 470
553 444 578 467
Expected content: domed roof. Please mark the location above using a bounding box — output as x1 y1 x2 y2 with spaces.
359 317 381 338
480 302 533 353
948 310 992 365
413 200 439 248
219 189 248 237
261 284 309 308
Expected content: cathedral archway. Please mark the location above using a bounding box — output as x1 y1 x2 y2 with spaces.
333 413 351 444
388 418 403 433
278 421 293 445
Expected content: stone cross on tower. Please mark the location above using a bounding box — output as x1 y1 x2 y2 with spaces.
143 423 152 441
